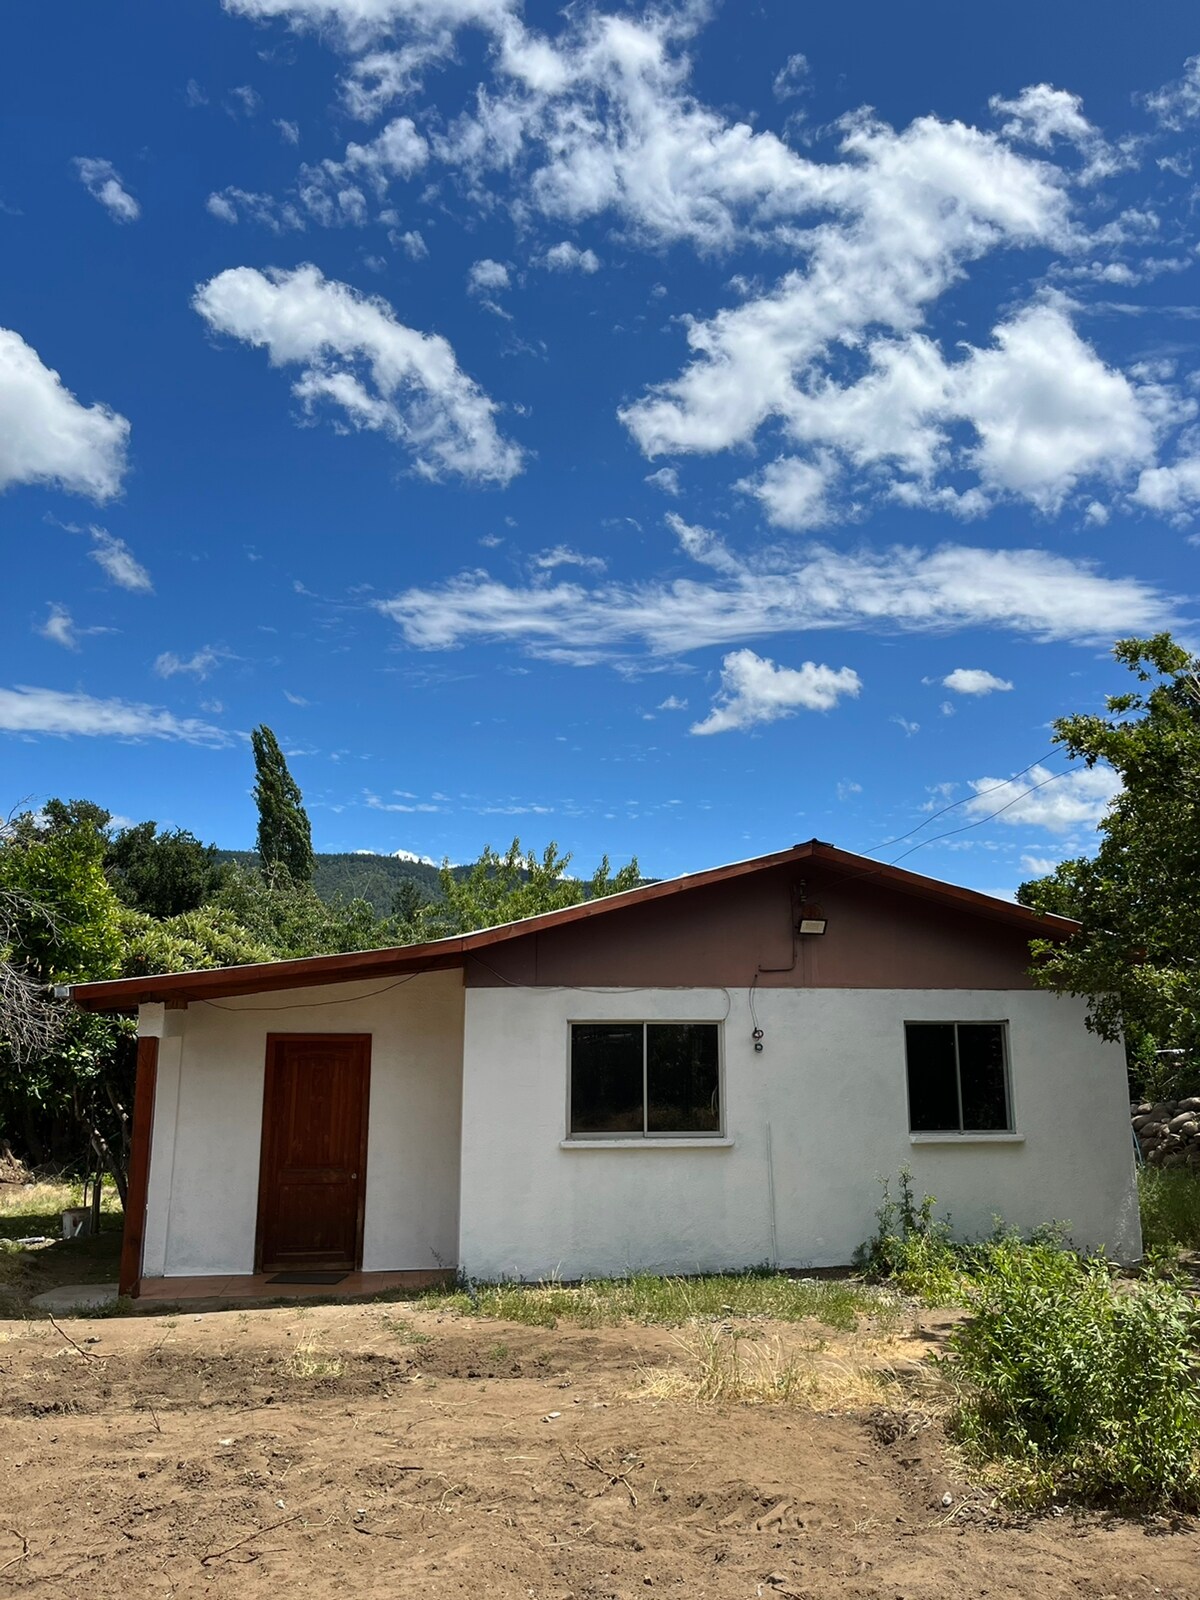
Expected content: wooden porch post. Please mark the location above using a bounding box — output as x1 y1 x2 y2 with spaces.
118 1035 159 1298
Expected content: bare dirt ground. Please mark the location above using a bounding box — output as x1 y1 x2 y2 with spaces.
2 1301 1198 1600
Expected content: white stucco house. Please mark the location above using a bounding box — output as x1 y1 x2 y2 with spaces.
70 840 1141 1299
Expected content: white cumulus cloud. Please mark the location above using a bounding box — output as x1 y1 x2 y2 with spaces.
691 649 861 735
467 257 511 294
742 455 837 530
0 329 130 501
964 763 1120 833
193 263 523 483
943 667 1014 695
1133 453 1200 518
73 157 141 223
542 240 600 272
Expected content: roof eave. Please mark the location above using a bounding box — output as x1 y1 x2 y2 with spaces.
67 838 1076 1012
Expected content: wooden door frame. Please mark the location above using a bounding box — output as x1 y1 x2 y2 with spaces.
254 1032 372 1275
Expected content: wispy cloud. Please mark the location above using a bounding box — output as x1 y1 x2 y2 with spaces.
35 602 111 651
0 686 231 744
531 545 606 574
36 603 80 650
194 264 523 484
88 527 152 592
153 645 229 680
376 535 1179 665
73 157 140 223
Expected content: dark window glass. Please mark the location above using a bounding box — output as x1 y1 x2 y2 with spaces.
570 1024 644 1134
646 1023 720 1133
957 1024 1010 1131
905 1022 1011 1133
905 1023 960 1131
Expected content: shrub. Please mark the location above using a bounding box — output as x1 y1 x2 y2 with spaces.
853 1167 962 1302
1139 1165 1200 1253
948 1250 1200 1509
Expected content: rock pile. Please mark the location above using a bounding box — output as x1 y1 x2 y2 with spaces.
1132 1098 1200 1166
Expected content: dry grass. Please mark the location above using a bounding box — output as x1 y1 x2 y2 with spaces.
285 1342 344 1380
636 1324 923 1413
0 1177 122 1225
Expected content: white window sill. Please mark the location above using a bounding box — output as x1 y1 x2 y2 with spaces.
559 1137 734 1150
910 1132 1024 1145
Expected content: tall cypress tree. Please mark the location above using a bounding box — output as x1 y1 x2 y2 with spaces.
251 724 314 884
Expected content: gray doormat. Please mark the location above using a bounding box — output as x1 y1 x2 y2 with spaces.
265 1270 349 1285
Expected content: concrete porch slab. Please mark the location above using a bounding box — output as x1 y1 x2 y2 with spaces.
31 1282 119 1313
134 1268 455 1306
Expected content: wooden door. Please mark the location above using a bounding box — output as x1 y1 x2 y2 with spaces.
256 1034 371 1272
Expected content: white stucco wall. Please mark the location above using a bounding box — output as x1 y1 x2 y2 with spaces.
457 986 1141 1280
138 969 463 1278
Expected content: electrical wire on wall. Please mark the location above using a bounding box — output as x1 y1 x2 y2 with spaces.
199 973 421 1011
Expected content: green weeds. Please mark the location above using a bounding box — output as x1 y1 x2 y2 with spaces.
1139 1165 1200 1253
859 1167 1200 1512
419 1269 896 1332
948 1250 1200 1510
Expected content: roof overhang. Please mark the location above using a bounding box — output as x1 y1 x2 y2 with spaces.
68 839 1077 1012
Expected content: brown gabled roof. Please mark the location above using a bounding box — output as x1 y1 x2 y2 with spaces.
68 839 1076 1012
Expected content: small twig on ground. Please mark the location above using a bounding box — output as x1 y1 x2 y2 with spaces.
0 1531 30 1576
561 1446 639 1508
200 1510 304 1566
144 1401 163 1434
352 1526 406 1541
47 1313 104 1362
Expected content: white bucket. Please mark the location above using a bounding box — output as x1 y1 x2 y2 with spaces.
61 1207 92 1239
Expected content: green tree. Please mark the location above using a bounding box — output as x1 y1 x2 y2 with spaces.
251 725 314 883
411 840 641 941
1023 634 1200 1096
212 863 383 959
119 904 276 976
106 820 228 918
0 802 128 1185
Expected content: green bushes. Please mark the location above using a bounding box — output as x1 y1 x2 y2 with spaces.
857 1168 1200 1511
1139 1165 1200 1253
853 1166 963 1302
949 1251 1200 1509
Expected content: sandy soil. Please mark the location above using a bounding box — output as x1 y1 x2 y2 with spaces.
1 1301 1197 1599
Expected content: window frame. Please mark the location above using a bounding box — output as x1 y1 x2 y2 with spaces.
565 1019 725 1142
903 1019 1015 1136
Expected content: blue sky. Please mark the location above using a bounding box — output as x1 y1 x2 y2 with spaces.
2 1 1198 894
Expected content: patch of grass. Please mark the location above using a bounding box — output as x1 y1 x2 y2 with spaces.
0 1178 122 1239
417 1270 897 1332
381 1314 430 1344
945 1248 1200 1512
1139 1165 1200 1253
285 1342 344 1380
638 1326 900 1412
